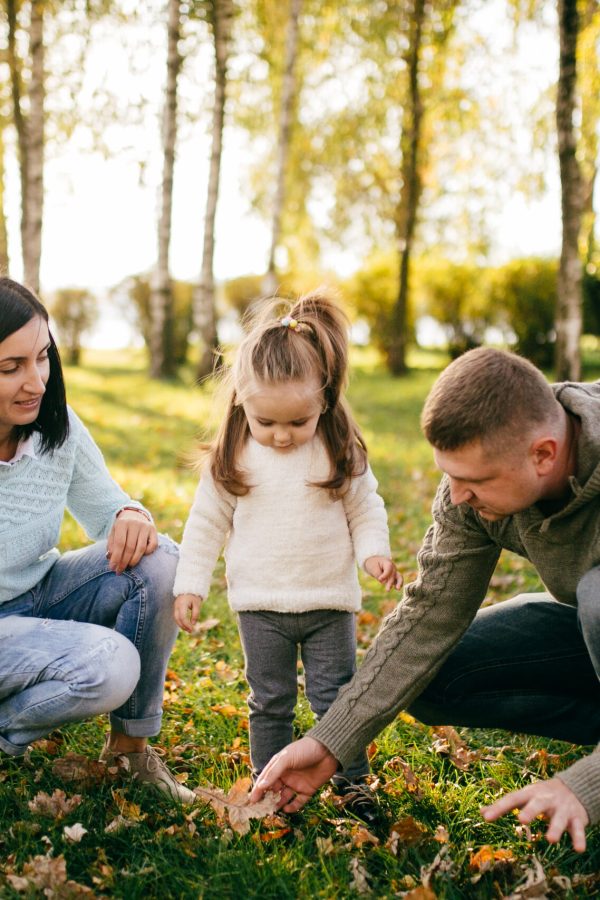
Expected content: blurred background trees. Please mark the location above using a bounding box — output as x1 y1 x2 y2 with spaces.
1 0 599 376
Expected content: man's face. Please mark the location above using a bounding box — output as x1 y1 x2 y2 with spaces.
433 439 544 521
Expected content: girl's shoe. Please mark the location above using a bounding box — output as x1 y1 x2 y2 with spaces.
335 778 380 827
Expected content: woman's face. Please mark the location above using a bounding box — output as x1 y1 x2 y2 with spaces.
0 316 51 438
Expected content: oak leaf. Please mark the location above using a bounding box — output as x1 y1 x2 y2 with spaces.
194 777 279 835
52 753 111 785
28 789 82 819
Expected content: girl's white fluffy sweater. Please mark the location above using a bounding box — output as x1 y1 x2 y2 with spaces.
173 436 392 613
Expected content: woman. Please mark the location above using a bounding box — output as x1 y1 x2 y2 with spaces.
0 277 193 803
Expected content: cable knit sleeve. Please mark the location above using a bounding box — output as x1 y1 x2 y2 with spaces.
343 464 392 568
308 477 501 768
66 408 142 540
173 468 237 599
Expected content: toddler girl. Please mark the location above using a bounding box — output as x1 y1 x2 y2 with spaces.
173 291 401 822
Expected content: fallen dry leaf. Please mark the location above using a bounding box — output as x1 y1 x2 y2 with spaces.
348 857 371 894
386 816 429 854
5 852 94 896
404 888 437 900
104 815 141 834
209 703 246 718
349 825 379 848
504 857 549 899
194 777 279 835
469 845 515 873
111 789 145 821
28 789 82 819
316 836 336 855
383 757 424 799
63 823 88 843
52 753 111 786
431 726 480 771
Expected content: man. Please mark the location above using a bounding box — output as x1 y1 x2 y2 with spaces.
251 347 600 852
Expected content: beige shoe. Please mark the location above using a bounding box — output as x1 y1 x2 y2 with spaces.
100 734 196 805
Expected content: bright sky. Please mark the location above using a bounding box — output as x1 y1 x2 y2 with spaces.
4 0 567 348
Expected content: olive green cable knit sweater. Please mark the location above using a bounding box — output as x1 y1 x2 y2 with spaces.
310 381 600 824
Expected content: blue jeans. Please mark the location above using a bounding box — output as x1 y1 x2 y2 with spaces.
409 576 600 745
0 536 179 756
238 609 370 781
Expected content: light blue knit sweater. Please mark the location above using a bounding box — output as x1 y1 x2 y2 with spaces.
0 406 145 604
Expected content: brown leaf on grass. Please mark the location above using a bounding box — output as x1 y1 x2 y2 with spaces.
104 815 141 834
433 825 449 843
30 738 62 756
431 726 480 771
504 856 549 899
5 853 94 896
194 777 279 835
404 888 437 900
111 789 146 821
28 789 82 819
316 836 336 855
469 845 516 873
209 703 246 718
386 816 429 854
254 826 292 842
52 753 112 786
383 757 424 799
420 846 455 888
349 857 371 894
525 748 561 775
349 825 380 848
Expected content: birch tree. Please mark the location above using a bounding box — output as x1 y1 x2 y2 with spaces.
555 0 584 379
195 0 234 380
7 0 44 294
262 0 302 297
150 0 182 379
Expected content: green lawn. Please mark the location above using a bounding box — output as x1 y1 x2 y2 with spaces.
1 347 599 898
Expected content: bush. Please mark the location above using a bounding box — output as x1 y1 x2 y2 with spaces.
50 288 98 365
114 275 194 367
487 258 557 367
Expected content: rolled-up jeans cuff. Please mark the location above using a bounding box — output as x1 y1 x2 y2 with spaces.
109 712 163 737
0 733 30 757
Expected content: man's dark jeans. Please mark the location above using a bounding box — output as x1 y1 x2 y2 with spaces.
410 570 600 746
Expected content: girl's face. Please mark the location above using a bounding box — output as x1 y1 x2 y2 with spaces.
243 377 324 452
0 316 50 440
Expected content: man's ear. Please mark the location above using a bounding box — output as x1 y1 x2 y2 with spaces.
530 437 558 475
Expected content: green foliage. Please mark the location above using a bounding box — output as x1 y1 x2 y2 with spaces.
222 273 265 316
413 256 490 358
343 250 415 363
487 257 558 367
50 288 98 366
114 275 194 367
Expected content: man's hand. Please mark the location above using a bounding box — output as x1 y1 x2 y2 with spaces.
174 593 203 632
481 777 589 853
107 510 157 574
364 556 403 592
250 737 338 812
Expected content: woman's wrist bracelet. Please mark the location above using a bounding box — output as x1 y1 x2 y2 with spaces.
117 505 153 523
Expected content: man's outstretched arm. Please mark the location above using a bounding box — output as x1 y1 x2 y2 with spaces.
250 737 338 810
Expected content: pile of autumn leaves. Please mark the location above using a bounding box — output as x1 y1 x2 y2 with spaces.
3 726 599 899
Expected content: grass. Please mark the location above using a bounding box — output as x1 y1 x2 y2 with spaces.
1 346 599 898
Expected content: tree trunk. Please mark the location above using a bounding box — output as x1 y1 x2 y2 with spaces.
388 0 425 376
195 0 233 380
262 0 302 297
555 0 584 380
0 121 9 273
150 0 181 379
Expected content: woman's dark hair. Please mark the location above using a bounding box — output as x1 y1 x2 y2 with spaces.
0 277 69 453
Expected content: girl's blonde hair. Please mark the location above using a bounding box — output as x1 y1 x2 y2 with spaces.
209 290 367 497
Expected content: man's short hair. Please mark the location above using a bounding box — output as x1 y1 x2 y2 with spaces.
421 347 559 451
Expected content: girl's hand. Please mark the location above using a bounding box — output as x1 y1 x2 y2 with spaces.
107 509 158 574
364 556 403 592
174 593 203 632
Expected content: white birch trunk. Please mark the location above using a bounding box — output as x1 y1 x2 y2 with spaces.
262 0 302 298
150 0 181 378
555 0 584 380
195 0 234 379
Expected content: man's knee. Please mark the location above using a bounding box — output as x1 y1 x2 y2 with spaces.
577 568 600 627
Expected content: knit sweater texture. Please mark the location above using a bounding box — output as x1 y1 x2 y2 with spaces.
173 436 392 613
0 406 144 604
309 381 600 824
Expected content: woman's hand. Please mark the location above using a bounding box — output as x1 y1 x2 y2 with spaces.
106 509 158 574
174 593 203 632
364 556 403 591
